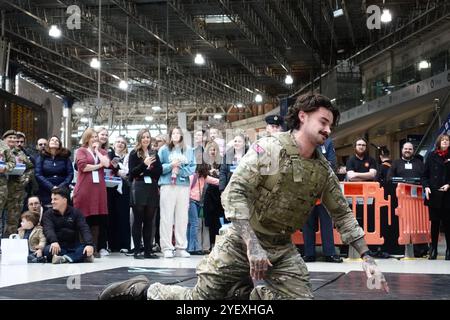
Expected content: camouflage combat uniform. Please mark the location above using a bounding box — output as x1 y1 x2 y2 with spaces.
0 140 16 238
4 147 34 237
147 131 364 300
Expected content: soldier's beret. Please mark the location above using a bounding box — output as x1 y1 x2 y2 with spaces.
265 115 283 126
16 131 26 139
2 130 17 139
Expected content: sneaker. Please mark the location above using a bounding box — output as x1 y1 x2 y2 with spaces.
324 255 344 263
302 256 316 262
163 250 174 258
152 244 161 253
119 248 129 254
144 252 159 259
174 250 190 258
84 255 95 263
52 255 68 264
189 250 203 255
98 275 150 300
99 249 110 256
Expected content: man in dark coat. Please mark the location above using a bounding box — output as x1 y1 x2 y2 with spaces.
42 187 95 263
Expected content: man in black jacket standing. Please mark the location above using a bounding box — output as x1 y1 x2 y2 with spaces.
42 187 95 263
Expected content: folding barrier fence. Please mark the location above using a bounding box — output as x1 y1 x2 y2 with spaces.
395 183 431 245
292 182 391 246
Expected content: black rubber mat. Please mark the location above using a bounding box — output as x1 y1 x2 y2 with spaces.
0 267 343 300
3 268 448 300
314 271 450 300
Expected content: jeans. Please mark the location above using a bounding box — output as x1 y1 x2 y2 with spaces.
44 243 87 263
303 205 337 257
187 200 201 252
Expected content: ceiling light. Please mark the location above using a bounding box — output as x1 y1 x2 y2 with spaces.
236 103 243 108
380 9 392 23
145 116 154 121
74 107 84 114
213 114 223 119
48 25 62 38
333 0 344 18
255 94 263 103
284 75 293 85
80 117 89 123
90 58 100 69
194 53 205 65
333 8 344 18
119 80 128 90
418 60 430 70
152 106 162 111
112 74 120 80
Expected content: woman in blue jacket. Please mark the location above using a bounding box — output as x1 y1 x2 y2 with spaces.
35 136 74 208
158 127 196 258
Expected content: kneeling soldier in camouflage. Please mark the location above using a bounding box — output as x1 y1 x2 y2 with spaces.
99 93 389 300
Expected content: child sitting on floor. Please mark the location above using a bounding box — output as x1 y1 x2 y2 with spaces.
18 211 47 263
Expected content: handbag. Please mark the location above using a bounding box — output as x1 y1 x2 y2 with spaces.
1 234 29 265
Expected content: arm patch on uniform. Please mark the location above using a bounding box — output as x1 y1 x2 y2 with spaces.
253 143 265 154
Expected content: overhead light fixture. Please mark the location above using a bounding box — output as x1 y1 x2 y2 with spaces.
152 106 162 111
80 117 89 123
48 25 62 38
145 116 154 121
418 60 430 70
284 75 293 85
194 53 205 65
333 8 344 18
213 114 223 119
380 9 392 23
119 80 128 90
90 58 101 69
74 107 84 114
112 74 120 80
333 0 344 18
255 94 263 103
236 103 243 108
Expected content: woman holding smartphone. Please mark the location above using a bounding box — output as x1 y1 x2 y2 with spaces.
128 129 162 259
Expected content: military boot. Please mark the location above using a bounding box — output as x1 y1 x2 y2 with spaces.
98 275 150 300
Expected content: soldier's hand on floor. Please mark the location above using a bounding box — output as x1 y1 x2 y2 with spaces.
362 255 389 293
247 240 272 281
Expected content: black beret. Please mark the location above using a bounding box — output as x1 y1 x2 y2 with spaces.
265 115 283 126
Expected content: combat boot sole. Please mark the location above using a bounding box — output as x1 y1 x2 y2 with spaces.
98 275 150 300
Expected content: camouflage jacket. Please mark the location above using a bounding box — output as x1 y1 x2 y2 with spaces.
221 131 364 245
0 140 16 176
9 147 34 185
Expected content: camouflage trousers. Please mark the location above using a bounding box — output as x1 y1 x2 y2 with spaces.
147 225 313 300
3 181 26 238
0 178 7 238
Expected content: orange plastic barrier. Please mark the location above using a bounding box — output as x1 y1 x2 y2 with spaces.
395 183 431 245
292 182 390 246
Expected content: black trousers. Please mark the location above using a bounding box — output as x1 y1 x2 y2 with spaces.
132 205 157 254
107 186 131 251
